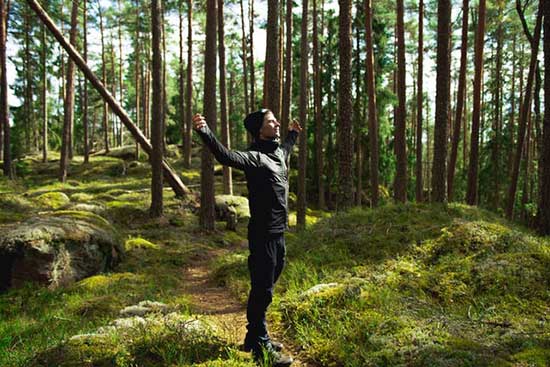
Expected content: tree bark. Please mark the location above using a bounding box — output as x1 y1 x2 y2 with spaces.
0 0 10 178
313 0 324 209
415 0 424 202
465 0 487 205
150 0 164 218
537 0 550 234
135 0 140 160
506 1 542 218
218 0 232 195
394 0 407 202
200 0 217 230
98 3 110 153
447 0 468 201
297 0 308 228
281 0 292 139
60 0 79 182
365 0 379 207
265 0 280 117
239 0 249 117
337 0 353 209
184 0 193 168
431 0 451 203
27 0 190 197
42 20 48 163
249 0 256 111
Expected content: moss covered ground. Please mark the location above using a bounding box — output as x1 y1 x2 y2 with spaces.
1 151 549 366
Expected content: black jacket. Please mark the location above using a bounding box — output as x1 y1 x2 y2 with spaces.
197 126 298 234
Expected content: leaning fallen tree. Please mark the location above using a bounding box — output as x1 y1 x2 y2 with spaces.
27 0 191 198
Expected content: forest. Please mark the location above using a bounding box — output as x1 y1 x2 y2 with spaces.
0 0 549 365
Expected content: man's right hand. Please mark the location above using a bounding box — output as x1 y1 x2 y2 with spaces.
193 113 207 131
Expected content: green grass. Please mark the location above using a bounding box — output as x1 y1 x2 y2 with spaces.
216 203 550 366
0 153 254 367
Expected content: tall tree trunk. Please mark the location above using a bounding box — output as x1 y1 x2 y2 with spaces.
60 0 79 182
281 0 292 139
508 36 517 168
506 1 542 218
447 0 469 201
24 6 32 153
178 0 185 150
118 0 124 146
161 2 167 148
111 38 118 148
465 0 487 205
200 0 217 230
415 0 424 202
249 0 256 111
83 0 89 163
537 0 550 234
98 3 109 153
313 0 324 208
394 0 407 202
150 0 164 218
218 0 232 195
184 0 193 168
42 20 48 163
491 14 503 209
135 0 140 160
431 0 451 203
365 0 379 207
239 0 249 115
265 0 280 117
297 0 308 228
337 0 353 209
0 0 10 178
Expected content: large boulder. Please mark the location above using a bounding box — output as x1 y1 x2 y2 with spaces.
214 195 250 230
0 211 123 291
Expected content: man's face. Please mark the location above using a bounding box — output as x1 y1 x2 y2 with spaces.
259 111 280 140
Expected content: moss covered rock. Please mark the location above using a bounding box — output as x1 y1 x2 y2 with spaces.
215 195 250 230
0 211 123 291
35 191 71 209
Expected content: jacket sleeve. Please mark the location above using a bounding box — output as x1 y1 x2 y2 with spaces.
195 126 262 170
282 130 299 160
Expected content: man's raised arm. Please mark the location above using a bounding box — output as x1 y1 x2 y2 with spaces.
282 119 302 160
193 113 261 170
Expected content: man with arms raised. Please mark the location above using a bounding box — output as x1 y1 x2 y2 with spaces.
193 109 301 366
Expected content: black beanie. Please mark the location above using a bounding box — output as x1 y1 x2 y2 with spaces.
244 109 269 139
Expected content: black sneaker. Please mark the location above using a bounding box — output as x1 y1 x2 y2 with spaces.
242 339 283 352
253 345 293 367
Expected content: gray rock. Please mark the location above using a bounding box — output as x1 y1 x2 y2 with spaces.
300 283 340 298
215 195 250 230
0 211 123 291
69 203 106 215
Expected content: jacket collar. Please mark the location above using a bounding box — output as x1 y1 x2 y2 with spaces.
249 138 280 153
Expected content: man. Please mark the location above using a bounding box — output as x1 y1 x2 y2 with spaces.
193 109 301 366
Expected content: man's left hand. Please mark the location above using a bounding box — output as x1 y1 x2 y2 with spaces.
289 119 302 133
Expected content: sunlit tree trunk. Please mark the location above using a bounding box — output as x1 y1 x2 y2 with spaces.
150 0 164 218
265 0 280 117
394 0 407 202
466 0 487 205
42 20 48 163
297 0 308 228
337 0 353 209
200 0 217 230
218 0 232 195
281 0 292 139
135 0 140 160
0 0 11 178
239 0 249 116
98 3 110 153
249 0 256 111
447 0 468 201
184 0 193 168
431 0 451 203
60 0 79 182
365 0 378 207
415 0 424 202
537 0 550 234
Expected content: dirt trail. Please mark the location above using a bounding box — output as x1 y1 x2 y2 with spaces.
181 248 316 367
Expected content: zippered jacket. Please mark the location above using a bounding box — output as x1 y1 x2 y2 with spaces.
196 126 298 234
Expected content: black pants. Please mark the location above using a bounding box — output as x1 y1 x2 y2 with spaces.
244 231 286 351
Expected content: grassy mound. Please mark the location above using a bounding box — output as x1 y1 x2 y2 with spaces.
216 203 550 366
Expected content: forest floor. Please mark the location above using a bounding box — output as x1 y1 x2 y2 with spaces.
1 146 550 366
